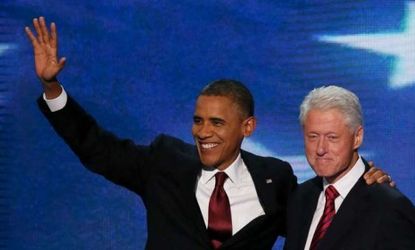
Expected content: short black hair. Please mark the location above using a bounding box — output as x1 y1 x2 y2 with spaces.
199 79 254 118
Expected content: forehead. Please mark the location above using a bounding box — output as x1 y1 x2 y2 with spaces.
194 95 241 116
304 109 348 130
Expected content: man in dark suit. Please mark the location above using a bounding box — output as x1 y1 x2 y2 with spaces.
25 17 392 250
25 17 297 249
284 86 415 250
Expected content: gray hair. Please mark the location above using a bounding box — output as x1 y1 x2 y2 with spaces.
299 85 363 131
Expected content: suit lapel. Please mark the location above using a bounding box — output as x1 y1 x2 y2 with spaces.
179 159 211 246
241 151 276 215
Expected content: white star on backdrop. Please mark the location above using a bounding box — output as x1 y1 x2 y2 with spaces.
0 43 15 56
317 2 415 88
0 43 14 106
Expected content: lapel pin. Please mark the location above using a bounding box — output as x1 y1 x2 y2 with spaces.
266 179 272 184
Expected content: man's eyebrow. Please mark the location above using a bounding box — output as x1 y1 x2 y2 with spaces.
210 117 225 123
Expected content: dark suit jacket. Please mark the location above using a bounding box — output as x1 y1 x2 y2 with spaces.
38 96 297 250
284 161 415 250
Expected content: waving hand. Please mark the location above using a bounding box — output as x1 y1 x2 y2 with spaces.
25 16 65 98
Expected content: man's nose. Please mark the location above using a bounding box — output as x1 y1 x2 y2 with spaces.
197 123 213 138
316 138 328 156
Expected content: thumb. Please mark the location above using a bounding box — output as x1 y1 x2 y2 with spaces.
56 57 66 74
58 57 66 68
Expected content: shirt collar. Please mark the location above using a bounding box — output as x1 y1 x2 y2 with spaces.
323 156 365 199
200 153 243 185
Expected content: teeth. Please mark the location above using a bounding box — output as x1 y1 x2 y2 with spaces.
201 143 218 149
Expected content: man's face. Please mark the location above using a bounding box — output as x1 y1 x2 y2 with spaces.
192 95 255 170
303 108 363 183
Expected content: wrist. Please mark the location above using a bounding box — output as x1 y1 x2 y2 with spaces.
42 78 62 99
40 76 59 86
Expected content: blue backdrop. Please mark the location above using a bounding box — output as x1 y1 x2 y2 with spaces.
1 0 414 249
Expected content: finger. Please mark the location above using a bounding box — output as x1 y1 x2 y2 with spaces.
373 170 386 183
57 57 66 71
50 22 57 48
33 17 44 43
363 167 377 179
389 181 396 188
39 17 50 46
367 161 374 167
58 57 66 67
24 26 39 47
364 177 375 185
385 175 393 184
363 167 379 185
376 175 388 183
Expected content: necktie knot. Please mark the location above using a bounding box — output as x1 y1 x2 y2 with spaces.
215 172 228 188
325 185 339 201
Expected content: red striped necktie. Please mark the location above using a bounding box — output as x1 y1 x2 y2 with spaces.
310 185 339 250
207 172 232 249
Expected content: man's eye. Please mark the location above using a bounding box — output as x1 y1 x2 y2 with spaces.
193 118 202 124
213 121 223 126
308 135 317 140
328 135 338 140
210 119 224 126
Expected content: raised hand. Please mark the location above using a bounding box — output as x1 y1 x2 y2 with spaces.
25 16 65 98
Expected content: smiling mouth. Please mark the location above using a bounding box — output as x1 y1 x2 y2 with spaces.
199 143 218 150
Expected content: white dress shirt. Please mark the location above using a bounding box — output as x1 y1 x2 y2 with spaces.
43 86 68 111
196 153 265 235
45 88 266 235
304 156 365 250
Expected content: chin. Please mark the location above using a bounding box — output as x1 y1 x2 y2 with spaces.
200 159 211 166
200 158 216 167
314 170 332 179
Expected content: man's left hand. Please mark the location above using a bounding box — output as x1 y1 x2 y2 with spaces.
363 161 395 187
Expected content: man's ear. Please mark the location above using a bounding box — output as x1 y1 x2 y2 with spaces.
243 116 256 137
353 125 364 149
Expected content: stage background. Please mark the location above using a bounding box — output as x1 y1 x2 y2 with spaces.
1 0 414 249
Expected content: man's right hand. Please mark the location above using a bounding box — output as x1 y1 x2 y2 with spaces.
25 16 66 99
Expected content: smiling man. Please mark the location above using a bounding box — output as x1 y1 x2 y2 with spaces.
26 17 297 249
26 17 393 250
192 86 256 171
192 83 283 246
284 86 415 250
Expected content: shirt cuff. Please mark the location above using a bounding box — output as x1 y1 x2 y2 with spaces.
42 86 68 112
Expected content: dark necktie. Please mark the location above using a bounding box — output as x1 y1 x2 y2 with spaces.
310 185 339 250
207 172 232 249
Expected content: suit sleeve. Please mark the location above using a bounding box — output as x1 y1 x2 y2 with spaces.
37 94 159 196
276 160 298 238
378 193 415 249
